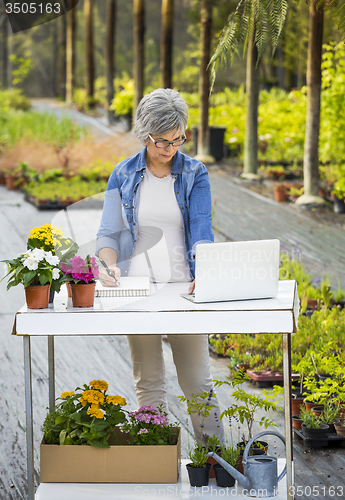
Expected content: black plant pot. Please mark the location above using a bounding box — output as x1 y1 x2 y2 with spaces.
319 373 333 382
186 463 211 487
333 197 345 213
237 440 268 456
192 126 226 161
213 463 236 487
48 289 55 306
301 423 329 438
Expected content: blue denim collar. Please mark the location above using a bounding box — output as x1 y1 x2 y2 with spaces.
136 147 182 176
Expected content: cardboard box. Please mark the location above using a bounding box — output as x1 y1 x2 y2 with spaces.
40 427 181 483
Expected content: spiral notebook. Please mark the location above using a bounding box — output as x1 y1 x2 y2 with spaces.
95 277 150 297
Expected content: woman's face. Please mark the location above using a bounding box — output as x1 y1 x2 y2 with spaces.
146 129 184 166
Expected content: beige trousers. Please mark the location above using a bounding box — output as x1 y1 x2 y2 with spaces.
127 333 224 445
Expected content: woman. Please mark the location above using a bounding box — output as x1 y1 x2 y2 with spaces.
96 88 223 444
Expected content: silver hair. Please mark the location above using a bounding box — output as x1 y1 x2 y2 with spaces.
134 88 188 143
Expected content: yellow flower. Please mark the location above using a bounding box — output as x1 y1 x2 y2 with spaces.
79 397 87 407
87 407 104 419
82 389 105 405
89 379 109 391
61 391 75 398
106 395 127 406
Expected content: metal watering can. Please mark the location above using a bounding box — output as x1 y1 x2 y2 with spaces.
206 431 286 498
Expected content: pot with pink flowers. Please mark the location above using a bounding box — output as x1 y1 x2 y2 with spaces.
60 255 99 308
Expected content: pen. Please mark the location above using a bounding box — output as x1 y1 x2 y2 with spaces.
99 258 120 286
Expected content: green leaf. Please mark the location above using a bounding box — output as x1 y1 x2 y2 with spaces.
90 440 110 448
59 429 67 445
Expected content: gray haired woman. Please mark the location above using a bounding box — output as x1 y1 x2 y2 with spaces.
96 88 224 444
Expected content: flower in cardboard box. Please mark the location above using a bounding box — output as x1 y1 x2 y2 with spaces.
121 405 179 446
43 379 127 448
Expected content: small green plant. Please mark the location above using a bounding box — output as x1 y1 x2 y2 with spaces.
299 406 323 429
187 442 208 468
219 442 241 467
214 371 280 444
110 74 134 116
204 434 220 453
319 401 340 425
177 390 218 445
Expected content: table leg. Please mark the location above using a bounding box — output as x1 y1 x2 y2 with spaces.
48 336 55 412
283 333 293 500
24 336 35 500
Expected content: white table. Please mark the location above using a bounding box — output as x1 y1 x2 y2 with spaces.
13 280 299 500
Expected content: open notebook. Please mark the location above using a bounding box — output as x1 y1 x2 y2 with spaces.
95 277 150 297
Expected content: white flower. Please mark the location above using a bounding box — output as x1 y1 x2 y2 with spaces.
265 134 272 140
45 251 59 266
259 135 266 141
52 268 60 280
31 248 46 262
23 257 38 271
228 137 238 143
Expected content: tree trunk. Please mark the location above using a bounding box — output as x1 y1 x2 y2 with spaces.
85 0 95 100
297 0 324 204
66 2 76 104
160 0 174 88
195 0 214 164
243 30 259 176
105 0 116 118
1 14 8 88
133 0 145 123
56 12 66 98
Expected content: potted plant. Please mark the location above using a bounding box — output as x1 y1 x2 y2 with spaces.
334 419 345 437
1 249 63 309
300 406 329 438
213 441 241 487
318 401 341 433
215 372 279 446
292 415 303 430
273 182 289 202
331 178 345 213
186 443 211 487
60 255 100 307
27 224 79 303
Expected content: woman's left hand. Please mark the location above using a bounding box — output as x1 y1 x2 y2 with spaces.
188 280 195 295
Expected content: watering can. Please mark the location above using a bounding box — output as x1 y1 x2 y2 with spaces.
206 431 286 498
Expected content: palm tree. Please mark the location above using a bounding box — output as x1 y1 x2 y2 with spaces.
84 0 95 101
194 0 215 164
210 0 344 203
295 0 324 205
160 0 174 88
133 0 145 122
209 0 288 176
105 0 116 120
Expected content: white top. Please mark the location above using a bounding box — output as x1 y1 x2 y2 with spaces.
128 168 191 283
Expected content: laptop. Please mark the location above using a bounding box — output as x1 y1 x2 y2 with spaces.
183 239 280 303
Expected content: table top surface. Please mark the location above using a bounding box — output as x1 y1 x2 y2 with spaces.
13 281 299 336
18 280 298 314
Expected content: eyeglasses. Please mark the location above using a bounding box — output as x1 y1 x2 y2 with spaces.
148 134 187 149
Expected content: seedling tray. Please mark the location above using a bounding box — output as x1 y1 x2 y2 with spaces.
293 428 345 448
246 370 300 387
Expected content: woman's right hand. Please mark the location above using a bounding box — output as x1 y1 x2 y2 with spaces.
99 265 121 287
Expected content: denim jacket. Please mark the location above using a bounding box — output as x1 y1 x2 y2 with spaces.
96 147 214 279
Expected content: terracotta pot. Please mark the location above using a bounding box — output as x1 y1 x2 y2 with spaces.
0 173 6 185
291 397 304 416
5 174 25 190
25 284 50 309
304 400 322 412
70 282 96 308
292 415 303 430
238 363 250 372
66 282 72 298
312 405 324 417
273 184 289 202
307 298 318 310
334 420 345 437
